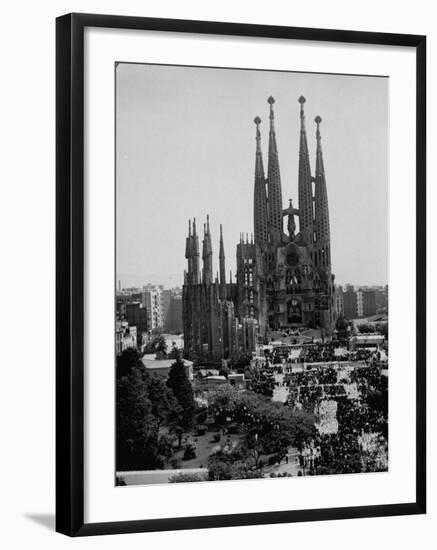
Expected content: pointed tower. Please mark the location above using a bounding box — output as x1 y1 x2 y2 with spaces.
219 224 226 300
314 116 331 270
266 96 283 245
185 219 193 283
297 96 314 245
202 215 213 285
253 116 268 247
192 218 200 283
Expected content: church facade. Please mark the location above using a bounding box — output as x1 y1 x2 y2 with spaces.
183 96 336 362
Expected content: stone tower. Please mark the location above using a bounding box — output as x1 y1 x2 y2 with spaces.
266 96 283 245
253 116 268 247
219 224 226 301
297 96 314 246
313 115 331 273
202 215 213 285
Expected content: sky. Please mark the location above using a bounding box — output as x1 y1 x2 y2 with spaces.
116 63 388 289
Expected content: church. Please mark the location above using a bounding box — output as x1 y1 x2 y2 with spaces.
182 96 336 362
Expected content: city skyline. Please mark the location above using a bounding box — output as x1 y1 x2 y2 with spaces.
116 63 388 289
117 280 388 292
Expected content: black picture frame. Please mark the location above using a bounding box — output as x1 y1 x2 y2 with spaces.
56 12 426 537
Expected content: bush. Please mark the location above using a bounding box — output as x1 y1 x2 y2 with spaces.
195 409 208 424
169 457 181 469
169 472 207 483
227 423 240 434
212 433 221 443
194 424 208 436
183 443 197 460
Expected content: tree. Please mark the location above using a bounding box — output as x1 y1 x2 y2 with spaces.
287 409 318 451
316 433 363 475
116 366 159 470
157 434 176 466
335 315 349 341
117 363 183 470
147 375 182 434
208 386 316 462
250 372 275 397
219 364 229 379
145 335 167 355
167 343 181 359
207 447 264 481
166 358 195 431
116 348 143 380
242 429 264 468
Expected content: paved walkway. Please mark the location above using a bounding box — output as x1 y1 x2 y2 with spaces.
263 447 301 477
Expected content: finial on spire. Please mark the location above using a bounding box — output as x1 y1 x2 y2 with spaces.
268 96 276 127
206 214 210 233
298 96 306 131
254 116 262 145
220 223 223 238
315 115 322 139
193 217 197 236
188 219 192 237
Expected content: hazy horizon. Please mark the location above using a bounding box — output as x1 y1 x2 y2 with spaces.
116 63 388 289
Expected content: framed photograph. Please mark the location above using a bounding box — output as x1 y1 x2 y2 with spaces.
56 13 426 536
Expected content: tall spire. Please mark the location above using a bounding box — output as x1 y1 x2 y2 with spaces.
192 217 200 283
185 219 193 282
314 116 331 269
253 116 269 246
219 224 226 300
266 96 283 244
298 96 314 245
185 218 200 284
202 215 213 284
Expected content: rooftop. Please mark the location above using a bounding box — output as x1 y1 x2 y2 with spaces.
142 355 193 369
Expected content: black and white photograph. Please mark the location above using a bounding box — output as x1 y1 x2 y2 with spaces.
0 1 430 546
115 63 389 486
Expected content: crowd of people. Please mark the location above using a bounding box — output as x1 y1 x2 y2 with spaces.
261 342 386 368
290 363 389 475
283 368 349 412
